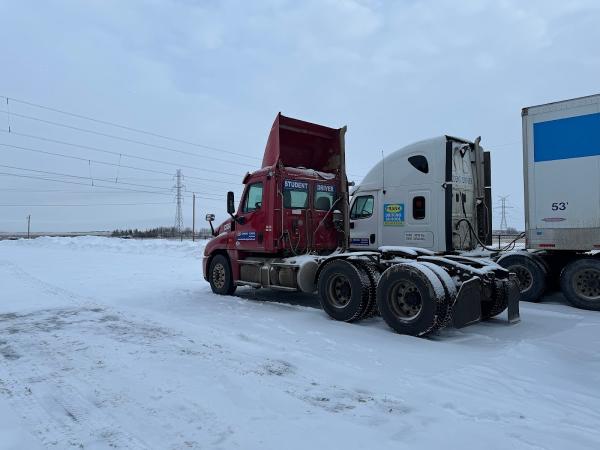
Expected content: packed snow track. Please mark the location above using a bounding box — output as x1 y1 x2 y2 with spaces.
1 237 599 449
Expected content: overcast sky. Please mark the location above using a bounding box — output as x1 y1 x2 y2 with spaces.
1 0 599 232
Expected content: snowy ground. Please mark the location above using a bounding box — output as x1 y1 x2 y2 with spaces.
1 237 599 450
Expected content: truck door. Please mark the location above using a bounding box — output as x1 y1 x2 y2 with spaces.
235 180 266 251
404 190 434 248
349 192 379 250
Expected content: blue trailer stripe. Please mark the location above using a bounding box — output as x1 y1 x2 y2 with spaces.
533 112 600 162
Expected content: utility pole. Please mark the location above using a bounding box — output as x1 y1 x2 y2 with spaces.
26 214 31 239
192 192 196 242
173 169 184 241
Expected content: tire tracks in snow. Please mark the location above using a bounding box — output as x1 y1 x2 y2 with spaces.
0 260 234 448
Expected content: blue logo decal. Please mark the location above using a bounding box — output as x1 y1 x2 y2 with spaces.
383 203 405 226
350 237 370 246
237 231 256 241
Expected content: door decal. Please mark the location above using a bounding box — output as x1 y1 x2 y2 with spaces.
350 237 370 246
237 231 256 241
383 203 405 226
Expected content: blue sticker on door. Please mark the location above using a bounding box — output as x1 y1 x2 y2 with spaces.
383 203 405 226
350 237 370 246
237 231 256 241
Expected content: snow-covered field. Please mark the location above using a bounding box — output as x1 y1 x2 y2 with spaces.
1 237 599 450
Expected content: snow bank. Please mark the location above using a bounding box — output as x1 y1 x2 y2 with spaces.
0 236 208 259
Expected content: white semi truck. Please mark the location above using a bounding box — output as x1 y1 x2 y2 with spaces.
348 94 599 310
495 95 600 310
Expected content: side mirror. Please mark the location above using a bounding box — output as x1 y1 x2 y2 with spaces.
227 191 235 216
205 213 217 237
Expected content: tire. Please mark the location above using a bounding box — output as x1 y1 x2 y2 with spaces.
352 260 381 319
317 259 370 322
560 258 600 311
208 254 236 295
482 279 510 320
497 253 546 302
419 262 455 327
376 263 446 337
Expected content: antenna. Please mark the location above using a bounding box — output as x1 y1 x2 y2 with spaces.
381 150 386 194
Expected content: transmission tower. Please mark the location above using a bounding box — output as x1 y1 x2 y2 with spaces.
496 195 513 231
173 169 185 236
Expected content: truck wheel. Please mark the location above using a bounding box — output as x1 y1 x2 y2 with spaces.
419 262 456 327
376 264 446 337
208 254 236 295
482 279 510 320
317 260 370 322
352 261 381 319
497 253 546 302
560 258 600 311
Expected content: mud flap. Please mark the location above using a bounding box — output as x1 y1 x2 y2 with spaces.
507 273 521 324
452 277 482 328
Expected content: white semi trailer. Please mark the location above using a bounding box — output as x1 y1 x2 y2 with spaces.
496 95 600 310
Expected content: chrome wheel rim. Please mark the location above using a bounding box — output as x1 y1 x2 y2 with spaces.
573 267 600 301
389 280 422 322
328 274 352 308
212 263 226 289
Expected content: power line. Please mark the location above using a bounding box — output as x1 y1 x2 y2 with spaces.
0 188 160 194
0 163 181 193
0 108 366 179
1 95 260 161
1 129 242 177
0 188 223 198
0 202 173 207
0 109 255 167
0 171 223 202
0 141 240 186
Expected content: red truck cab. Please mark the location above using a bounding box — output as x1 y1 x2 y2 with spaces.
203 113 348 294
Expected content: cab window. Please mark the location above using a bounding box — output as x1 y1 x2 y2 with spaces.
408 155 429 174
242 182 263 213
350 195 374 219
413 196 426 219
314 184 336 211
283 180 308 209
